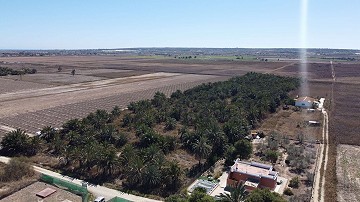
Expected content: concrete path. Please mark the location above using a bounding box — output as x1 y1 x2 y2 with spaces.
0 156 161 202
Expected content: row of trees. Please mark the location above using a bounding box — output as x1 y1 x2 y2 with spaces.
0 67 37 76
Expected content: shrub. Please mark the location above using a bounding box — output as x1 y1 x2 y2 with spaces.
283 188 294 196
265 150 278 163
1 129 40 156
165 118 177 131
306 171 314 185
0 158 35 182
258 131 265 138
116 132 128 148
289 177 300 188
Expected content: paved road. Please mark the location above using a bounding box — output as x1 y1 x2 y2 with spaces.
0 156 161 202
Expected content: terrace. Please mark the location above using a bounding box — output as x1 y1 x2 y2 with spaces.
227 160 278 191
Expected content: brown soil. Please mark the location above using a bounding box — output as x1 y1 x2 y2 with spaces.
336 145 360 202
258 108 322 141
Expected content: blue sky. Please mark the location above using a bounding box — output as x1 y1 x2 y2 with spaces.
0 0 359 49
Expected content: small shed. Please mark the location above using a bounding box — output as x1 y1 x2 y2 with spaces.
308 121 320 127
295 96 315 108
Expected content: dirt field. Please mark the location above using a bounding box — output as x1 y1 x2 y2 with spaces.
258 108 323 141
0 56 292 77
0 78 51 94
330 83 360 145
337 144 360 202
0 78 225 134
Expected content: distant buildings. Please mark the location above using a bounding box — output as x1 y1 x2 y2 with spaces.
227 160 278 191
295 96 315 108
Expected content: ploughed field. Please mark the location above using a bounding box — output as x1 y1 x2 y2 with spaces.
0 56 293 136
0 75 225 133
0 71 226 134
0 56 359 139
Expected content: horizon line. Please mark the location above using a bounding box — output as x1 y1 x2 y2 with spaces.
1 47 359 51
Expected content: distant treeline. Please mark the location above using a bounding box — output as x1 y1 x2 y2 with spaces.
321 57 357 61
0 67 37 76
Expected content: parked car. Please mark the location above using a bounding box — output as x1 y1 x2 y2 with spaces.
94 196 105 202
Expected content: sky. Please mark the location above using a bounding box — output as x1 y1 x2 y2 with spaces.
0 0 359 50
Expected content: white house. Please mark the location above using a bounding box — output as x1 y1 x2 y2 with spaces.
295 96 315 108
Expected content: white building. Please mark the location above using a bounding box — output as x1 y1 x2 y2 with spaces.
295 96 315 108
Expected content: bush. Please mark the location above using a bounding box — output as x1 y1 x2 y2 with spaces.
306 171 314 185
116 132 128 148
289 177 300 188
265 150 278 163
0 158 35 182
258 131 265 138
283 188 294 196
165 118 177 131
1 129 40 156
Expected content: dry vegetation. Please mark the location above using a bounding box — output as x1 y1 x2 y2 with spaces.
258 107 322 141
336 144 360 202
252 108 320 201
0 159 39 199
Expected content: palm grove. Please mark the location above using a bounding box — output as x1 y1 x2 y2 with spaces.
0 73 299 197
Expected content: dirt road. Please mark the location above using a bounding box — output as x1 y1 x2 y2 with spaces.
312 61 334 202
311 108 329 202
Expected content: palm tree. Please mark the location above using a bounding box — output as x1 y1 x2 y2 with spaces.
163 161 183 190
126 156 144 186
217 182 247 202
143 164 162 187
191 136 212 166
1 129 29 156
40 126 56 143
100 146 119 176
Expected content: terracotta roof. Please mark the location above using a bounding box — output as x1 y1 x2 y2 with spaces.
36 188 56 198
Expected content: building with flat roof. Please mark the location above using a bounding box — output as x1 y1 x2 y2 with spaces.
295 96 316 108
227 159 278 191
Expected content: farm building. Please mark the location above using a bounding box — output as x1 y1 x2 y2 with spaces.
295 96 315 108
227 159 278 191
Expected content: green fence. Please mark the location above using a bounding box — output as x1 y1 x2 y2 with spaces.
40 174 89 202
107 196 132 202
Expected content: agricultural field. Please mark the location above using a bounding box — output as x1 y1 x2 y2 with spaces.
258 108 322 141
0 55 359 201
0 78 51 94
0 56 293 78
0 75 225 134
337 144 360 202
330 83 360 145
0 56 295 136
